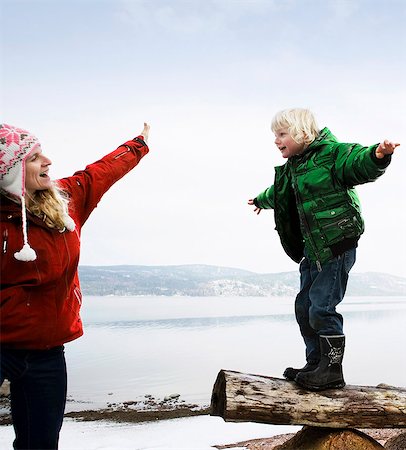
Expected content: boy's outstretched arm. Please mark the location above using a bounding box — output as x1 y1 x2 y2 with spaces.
375 140 400 159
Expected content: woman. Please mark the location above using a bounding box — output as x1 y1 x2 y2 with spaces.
0 122 150 449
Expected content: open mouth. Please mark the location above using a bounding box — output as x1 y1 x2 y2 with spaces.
39 172 49 178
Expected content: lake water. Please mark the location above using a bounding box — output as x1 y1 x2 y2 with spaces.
65 295 406 411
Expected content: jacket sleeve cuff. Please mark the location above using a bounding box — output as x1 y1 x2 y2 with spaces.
122 136 149 159
370 149 391 168
253 198 260 208
133 136 147 146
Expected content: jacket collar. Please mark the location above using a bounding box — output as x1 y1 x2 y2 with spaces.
287 127 338 165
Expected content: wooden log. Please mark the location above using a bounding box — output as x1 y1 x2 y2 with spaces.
273 426 385 449
210 370 406 428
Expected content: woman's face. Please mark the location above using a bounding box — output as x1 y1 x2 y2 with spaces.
24 148 53 196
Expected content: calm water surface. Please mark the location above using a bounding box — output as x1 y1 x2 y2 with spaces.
65 296 406 411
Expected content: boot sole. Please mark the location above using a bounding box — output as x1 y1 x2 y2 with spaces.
283 372 297 381
283 366 318 381
295 380 346 391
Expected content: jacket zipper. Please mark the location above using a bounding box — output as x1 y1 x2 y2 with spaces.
2 229 8 254
74 287 82 306
321 217 352 229
291 168 323 272
113 146 131 159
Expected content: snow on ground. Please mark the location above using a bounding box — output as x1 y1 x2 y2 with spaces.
0 415 300 450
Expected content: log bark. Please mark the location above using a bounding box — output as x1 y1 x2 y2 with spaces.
210 370 406 428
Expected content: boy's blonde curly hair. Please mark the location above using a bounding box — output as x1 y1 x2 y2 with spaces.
271 108 320 146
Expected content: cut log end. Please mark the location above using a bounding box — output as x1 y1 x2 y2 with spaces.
275 426 385 450
210 370 226 417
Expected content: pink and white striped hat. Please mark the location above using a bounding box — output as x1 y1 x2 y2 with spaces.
0 123 41 197
0 123 42 261
0 124 75 262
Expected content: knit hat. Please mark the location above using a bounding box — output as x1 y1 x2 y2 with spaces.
0 123 74 262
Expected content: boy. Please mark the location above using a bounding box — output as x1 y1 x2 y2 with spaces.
249 108 399 391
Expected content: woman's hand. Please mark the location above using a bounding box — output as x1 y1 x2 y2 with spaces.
248 198 262 215
140 122 150 143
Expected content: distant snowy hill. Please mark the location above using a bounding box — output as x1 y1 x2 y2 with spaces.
78 265 406 297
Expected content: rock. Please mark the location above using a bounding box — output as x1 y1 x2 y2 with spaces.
385 432 406 450
164 393 180 401
0 380 10 397
274 426 384 450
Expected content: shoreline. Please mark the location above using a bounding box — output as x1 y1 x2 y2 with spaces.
1 389 210 426
64 403 211 424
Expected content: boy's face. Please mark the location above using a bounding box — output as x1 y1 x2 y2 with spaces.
274 128 305 159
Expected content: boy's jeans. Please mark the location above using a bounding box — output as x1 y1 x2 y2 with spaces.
0 346 67 450
295 248 356 364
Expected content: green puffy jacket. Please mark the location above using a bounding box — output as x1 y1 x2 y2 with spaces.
255 128 391 268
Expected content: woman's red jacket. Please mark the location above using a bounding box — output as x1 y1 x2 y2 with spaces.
0 137 149 349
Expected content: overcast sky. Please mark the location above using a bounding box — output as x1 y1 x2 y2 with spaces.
1 0 405 277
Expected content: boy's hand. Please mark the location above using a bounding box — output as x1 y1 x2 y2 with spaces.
375 140 400 159
248 199 262 215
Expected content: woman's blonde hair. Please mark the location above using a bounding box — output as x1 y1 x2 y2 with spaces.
271 108 319 146
26 183 71 231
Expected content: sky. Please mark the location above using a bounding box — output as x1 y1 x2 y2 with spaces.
1 0 405 277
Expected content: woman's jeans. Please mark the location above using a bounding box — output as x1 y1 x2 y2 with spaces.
0 346 67 450
295 248 356 364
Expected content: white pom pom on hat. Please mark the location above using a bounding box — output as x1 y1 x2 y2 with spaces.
62 213 76 232
0 123 74 261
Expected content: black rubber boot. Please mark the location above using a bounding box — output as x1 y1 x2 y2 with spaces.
295 335 345 391
283 362 319 381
